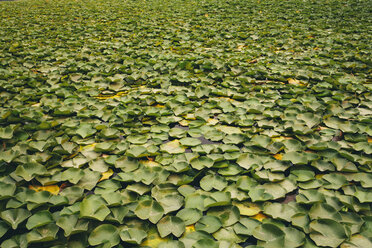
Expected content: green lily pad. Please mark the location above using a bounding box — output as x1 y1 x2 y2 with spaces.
157 215 185 238
88 224 120 247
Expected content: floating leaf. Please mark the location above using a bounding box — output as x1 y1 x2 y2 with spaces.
119 226 147 244
26 224 59 243
195 216 222 234
88 224 120 247
25 210 53 230
134 199 164 224
160 140 185 154
309 219 348 247
0 208 31 229
157 216 185 238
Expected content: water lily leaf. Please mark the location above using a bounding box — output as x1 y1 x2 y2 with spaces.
253 223 285 247
127 183 151 195
207 206 240 227
190 156 214 170
14 163 47 181
79 195 110 221
76 124 97 138
114 156 139 171
296 189 325 205
264 202 300 222
0 149 19 163
180 137 202 147
216 125 242 134
282 151 309 165
322 173 348 189
59 186 84 204
88 224 120 247
341 234 372 248
191 238 219 248
26 210 53 230
282 226 306 247
0 182 16 200
235 202 261 216
127 135 148 144
56 214 89 237
26 223 59 243
0 126 15 139
176 208 202 225
236 153 263 170
160 140 185 154
134 199 164 224
204 192 231 208
126 145 148 158
195 215 222 233
157 215 185 238
200 174 227 191
309 219 348 247
0 208 31 229
213 226 244 243
0 221 8 239
60 168 85 184
158 240 185 248
233 217 260 236
119 226 147 244
89 158 109 172
29 185 59 195
223 134 246 144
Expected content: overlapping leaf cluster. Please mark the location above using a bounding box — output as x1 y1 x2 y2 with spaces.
0 0 371 247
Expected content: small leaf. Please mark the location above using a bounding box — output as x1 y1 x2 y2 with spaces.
179 137 202 147
200 174 227 191
310 219 348 247
79 195 110 221
253 223 285 246
157 216 186 238
119 226 147 244
56 214 89 237
160 140 185 154
176 208 202 225
0 208 31 229
26 223 59 243
88 224 120 247
26 210 53 230
195 216 222 234
76 124 97 138
235 202 261 216
134 199 164 224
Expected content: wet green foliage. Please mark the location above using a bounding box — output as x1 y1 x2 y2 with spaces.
0 0 371 247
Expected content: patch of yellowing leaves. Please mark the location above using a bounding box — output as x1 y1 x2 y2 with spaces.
99 169 113 182
141 227 170 247
80 143 96 151
95 91 127 100
154 104 165 108
315 174 324 179
273 154 283 160
179 119 190 126
29 185 59 195
235 202 261 216
272 136 293 142
368 137 372 143
207 118 218 126
252 213 267 222
287 78 306 86
185 225 195 233
141 160 160 168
